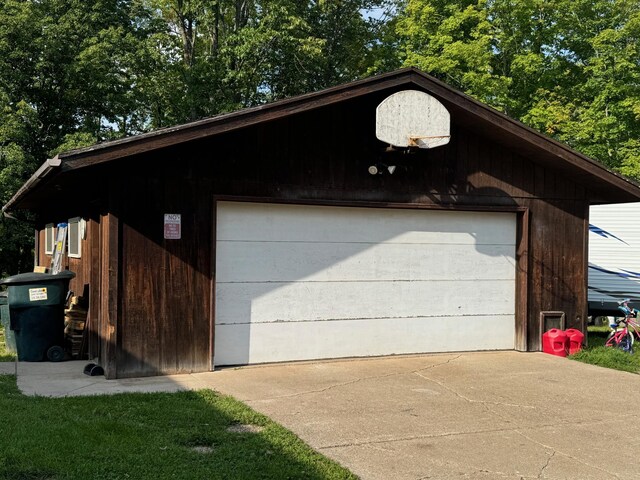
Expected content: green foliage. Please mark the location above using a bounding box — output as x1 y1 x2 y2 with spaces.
0 331 15 361
394 0 640 180
0 92 39 276
0 0 388 275
363 2 405 75
0 0 390 138
0 0 154 275
139 0 386 126
50 133 100 157
0 375 356 479
397 0 511 108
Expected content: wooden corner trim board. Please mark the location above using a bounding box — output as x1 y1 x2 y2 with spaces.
100 211 119 379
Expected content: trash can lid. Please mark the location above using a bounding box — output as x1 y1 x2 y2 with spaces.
0 270 76 286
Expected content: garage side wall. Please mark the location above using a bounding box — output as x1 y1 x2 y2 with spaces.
527 198 588 343
113 170 212 378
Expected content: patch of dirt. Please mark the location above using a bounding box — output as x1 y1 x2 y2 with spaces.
191 445 215 454
226 423 264 434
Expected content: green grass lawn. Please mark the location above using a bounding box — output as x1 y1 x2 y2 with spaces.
568 326 640 373
0 332 354 479
0 374 356 480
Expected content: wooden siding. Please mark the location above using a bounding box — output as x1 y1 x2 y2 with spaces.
34 86 590 376
116 168 211 378
35 216 102 360
99 211 118 379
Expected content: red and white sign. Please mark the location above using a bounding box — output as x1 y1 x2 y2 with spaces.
164 214 181 240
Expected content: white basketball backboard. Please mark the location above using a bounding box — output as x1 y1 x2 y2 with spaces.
376 90 450 149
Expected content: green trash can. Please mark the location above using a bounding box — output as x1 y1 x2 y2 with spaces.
0 271 75 361
0 291 17 354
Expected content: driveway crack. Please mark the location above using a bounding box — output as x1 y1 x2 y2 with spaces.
247 355 464 401
319 425 530 450
413 369 535 411
537 450 555 479
516 430 621 480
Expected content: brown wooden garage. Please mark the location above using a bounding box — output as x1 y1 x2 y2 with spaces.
3 68 640 378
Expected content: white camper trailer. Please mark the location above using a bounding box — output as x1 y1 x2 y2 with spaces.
588 202 640 317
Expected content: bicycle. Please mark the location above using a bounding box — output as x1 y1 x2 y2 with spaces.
605 299 640 353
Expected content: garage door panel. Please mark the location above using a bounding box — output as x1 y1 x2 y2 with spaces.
215 279 515 325
214 315 515 365
215 202 516 366
216 241 516 283
217 202 516 246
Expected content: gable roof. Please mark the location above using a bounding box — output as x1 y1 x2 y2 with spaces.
4 67 640 214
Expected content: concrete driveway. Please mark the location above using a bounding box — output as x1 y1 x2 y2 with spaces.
204 352 640 479
5 351 640 479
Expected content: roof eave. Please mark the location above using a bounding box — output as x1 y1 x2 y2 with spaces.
57 68 420 172
405 72 640 200
2 155 62 216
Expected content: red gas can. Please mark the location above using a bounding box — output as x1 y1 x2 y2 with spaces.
564 328 585 355
542 329 568 357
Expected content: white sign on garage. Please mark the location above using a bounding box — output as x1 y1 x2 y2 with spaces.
214 201 516 366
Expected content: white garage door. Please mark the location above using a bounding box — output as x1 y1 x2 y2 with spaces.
214 202 516 366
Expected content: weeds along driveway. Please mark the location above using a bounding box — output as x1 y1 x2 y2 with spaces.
199 351 640 480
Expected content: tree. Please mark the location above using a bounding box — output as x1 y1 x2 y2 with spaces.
0 93 40 276
519 0 640 176
395 0 511 109
393 0 640 180
140 0 389 127
0 0 158 275
0 0 392 274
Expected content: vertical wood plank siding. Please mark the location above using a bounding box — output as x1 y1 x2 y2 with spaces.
34 90 589 376
36 216 102 360
118 165 211 377
100 212 119 379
